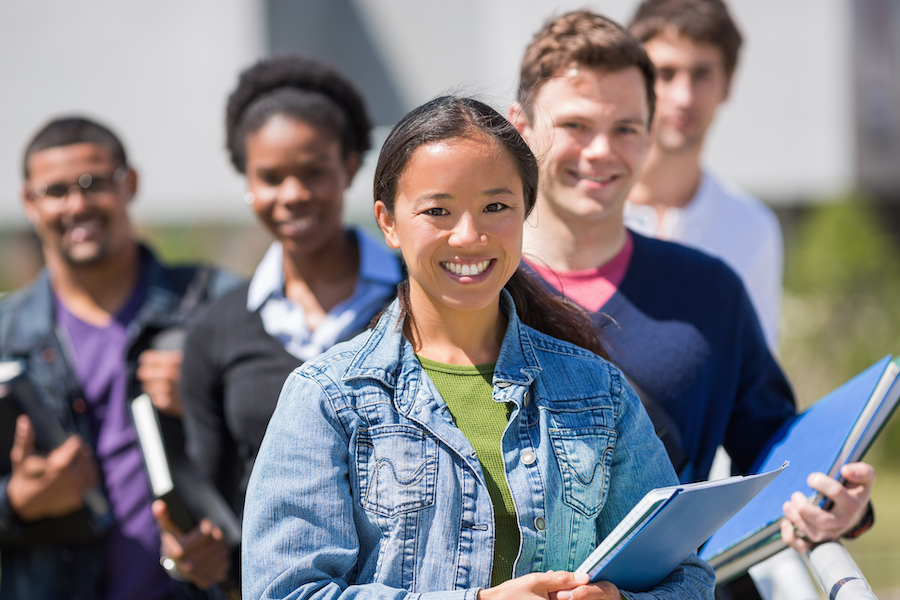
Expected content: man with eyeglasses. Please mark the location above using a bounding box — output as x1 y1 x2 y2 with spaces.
0 116 239 599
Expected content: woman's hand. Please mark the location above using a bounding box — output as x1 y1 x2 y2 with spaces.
478 571 621 600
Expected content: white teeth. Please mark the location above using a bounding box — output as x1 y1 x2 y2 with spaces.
278 216 317 234
583 174 614 183
68 220 99 242
442 260 491 277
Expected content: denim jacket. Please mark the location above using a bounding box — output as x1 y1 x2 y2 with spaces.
0 246 240 600
243 291 715 600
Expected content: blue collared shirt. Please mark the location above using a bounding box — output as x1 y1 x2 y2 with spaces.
247 228 401 361
242 291 715 600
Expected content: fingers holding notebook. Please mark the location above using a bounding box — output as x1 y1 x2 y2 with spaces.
781 462 875 552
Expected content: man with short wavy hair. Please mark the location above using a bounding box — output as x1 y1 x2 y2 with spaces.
509 9 875 596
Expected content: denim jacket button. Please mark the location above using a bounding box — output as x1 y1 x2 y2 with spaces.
522 391 530 406
521 450 536 465
534 516 546 531
496 382 511 388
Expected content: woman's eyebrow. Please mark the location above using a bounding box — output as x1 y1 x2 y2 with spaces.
413 192 453 203
411 187 515 204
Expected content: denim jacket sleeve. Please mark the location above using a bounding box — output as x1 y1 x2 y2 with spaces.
242 364 476 600
599 379 715 599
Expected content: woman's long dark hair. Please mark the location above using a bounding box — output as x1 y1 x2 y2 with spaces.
374 96 608 359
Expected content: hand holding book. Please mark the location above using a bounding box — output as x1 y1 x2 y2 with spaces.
701 355 900 582
780 462 875 553
131 391 242 598
1 360 113 537
477 570 620 600
153 500 233 591
6 414 100 522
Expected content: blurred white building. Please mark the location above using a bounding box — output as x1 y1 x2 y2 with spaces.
0 0 885 228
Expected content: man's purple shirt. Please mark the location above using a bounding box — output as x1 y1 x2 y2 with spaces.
56 273 176 600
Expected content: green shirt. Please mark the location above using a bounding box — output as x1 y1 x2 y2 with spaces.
418 356 519 586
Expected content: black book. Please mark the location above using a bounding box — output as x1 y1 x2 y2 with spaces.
129 392 241 546
135 327 241 544
134 328 242 597
130 391 242 599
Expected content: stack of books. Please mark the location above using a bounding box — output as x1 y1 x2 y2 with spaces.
700 355 900 583
574 354 900 590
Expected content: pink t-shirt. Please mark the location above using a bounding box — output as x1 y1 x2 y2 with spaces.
525 233 634 313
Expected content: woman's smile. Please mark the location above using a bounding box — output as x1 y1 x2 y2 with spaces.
441 259 494 278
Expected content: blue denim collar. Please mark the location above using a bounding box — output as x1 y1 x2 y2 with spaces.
246 228 401 312
344 288 542 396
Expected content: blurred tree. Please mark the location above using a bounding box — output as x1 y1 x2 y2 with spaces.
781 196 900 460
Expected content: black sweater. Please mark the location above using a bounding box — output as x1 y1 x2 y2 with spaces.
181 282 301 518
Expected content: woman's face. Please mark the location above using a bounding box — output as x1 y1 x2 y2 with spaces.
375 135 525 319
244 115 359 258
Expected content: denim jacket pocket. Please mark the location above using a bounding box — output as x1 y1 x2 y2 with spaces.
356 424 438 517
549 426 617 517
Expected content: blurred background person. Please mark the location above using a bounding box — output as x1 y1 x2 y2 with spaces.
508 10 875 599
153 55 401 590
624 0 783 353
625 4 806 596
0 116 238 599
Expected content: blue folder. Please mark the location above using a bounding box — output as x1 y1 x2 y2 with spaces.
701 355 900 565
579 464 786 591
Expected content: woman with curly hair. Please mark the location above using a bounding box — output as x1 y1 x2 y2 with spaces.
152 55 401 590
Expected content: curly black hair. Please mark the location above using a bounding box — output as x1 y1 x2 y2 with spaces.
225 55 372 173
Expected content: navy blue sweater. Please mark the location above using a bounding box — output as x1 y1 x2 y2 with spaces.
534 233 796 483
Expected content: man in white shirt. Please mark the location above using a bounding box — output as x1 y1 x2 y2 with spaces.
625 0 783 352
624 3 815 597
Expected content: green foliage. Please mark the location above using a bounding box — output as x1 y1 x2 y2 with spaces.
135 223 270 279
781 195 900 463
788 199 900 294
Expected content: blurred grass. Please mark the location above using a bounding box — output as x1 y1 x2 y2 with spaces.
136 222 271 280
782 197 900 409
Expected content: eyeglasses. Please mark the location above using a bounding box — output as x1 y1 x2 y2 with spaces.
29 166 127 201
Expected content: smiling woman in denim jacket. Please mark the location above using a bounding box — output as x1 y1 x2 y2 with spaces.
242 96 715 600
